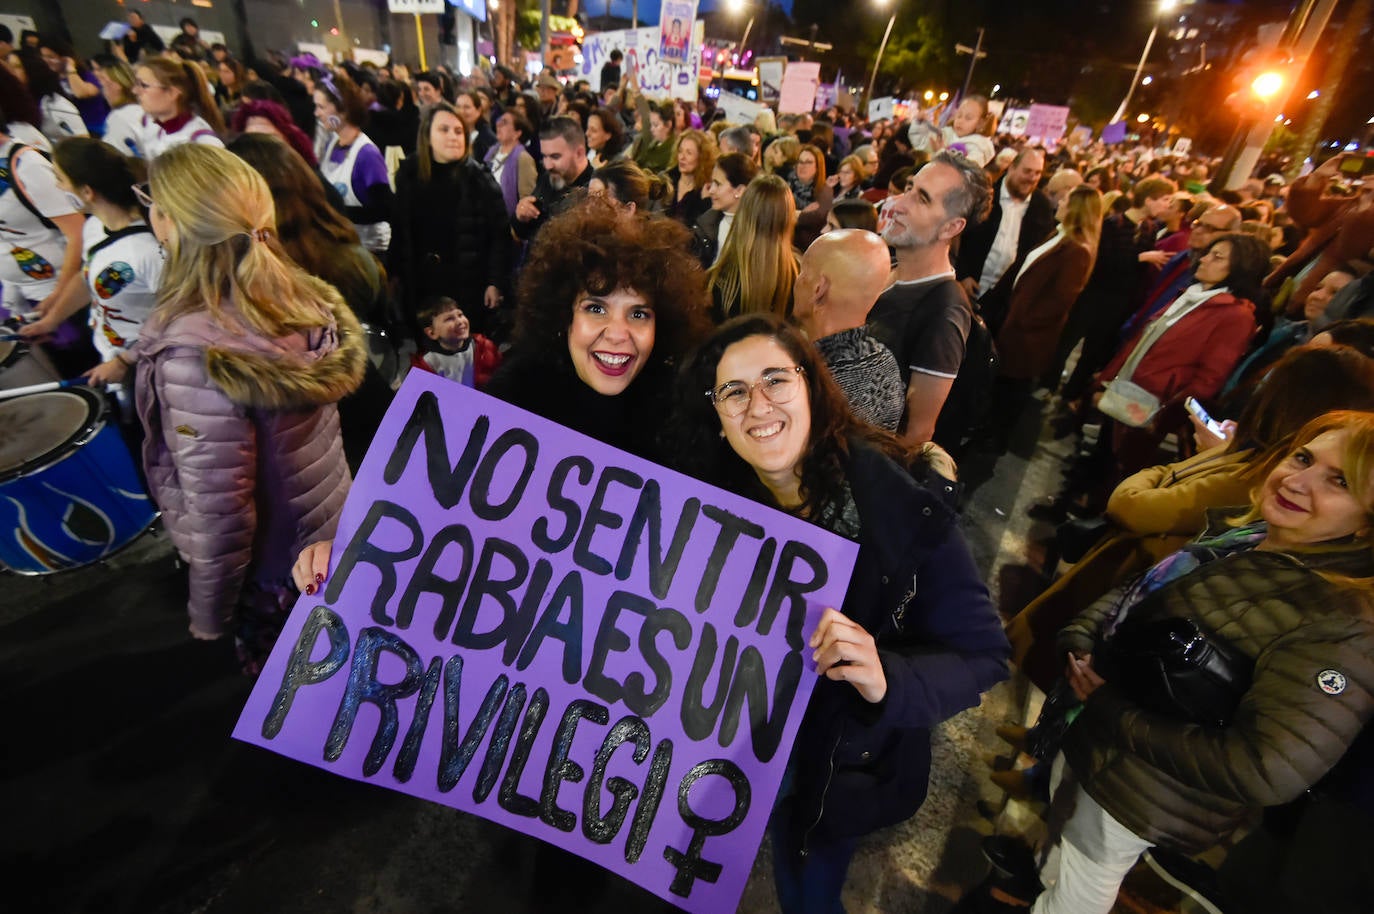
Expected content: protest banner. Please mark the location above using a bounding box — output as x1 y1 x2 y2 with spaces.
1101 121 1128 145
1173 137 1192 155
867 97 894 122
233 372 859 913
814 83 837 112
778 61 820 115
757 57 785 105
658 0 697 66
999 107 1030 136
1068 125 1093 148
716 91 766 126
581 23 705 102
1024 104 1070 141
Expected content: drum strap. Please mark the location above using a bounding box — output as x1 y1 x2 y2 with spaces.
3 144 58 231
87 223 153 259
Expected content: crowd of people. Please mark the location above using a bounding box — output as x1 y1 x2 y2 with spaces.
4 16 1374 914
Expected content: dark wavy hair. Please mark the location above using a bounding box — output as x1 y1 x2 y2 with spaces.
513 196 711 376
593 159 669 212
587 107 627 159
1208 232 1270 306
230 98 318 167
674 314 910 519
1232 344 1374 457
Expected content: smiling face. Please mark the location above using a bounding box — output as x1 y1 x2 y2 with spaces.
883 160 960 250
567 287 655 396
430 110 467 163
712 335 811 499
454 93 479 129
1194 240 1233 288
677 137 699 174
1261 429 1373 549
425 306 470 349
1005 151 1044 199
416 80 442 106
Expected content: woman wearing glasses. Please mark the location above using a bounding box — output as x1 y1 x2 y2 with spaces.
675 314 1009 914
132 55 225 158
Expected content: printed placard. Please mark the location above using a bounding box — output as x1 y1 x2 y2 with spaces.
233 373 859 913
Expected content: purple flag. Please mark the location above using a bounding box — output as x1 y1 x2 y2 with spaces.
233 371 859 913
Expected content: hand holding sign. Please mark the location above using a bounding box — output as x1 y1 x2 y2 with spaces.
809 608 887 703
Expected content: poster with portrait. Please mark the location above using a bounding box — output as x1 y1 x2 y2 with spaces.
659 0 697 66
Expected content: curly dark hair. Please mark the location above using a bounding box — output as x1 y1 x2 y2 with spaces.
674 314 911 519
513 195 711 374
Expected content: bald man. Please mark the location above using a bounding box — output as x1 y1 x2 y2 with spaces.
793 230 905 430
1044 168 1084 210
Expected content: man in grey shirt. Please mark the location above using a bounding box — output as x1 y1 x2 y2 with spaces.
793 229 905 430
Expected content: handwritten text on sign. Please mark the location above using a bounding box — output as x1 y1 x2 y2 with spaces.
232 372 858 913
580 22 705 102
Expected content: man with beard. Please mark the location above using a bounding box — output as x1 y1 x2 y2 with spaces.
955 146 1053 330
867 151 992 447
513 116 593 241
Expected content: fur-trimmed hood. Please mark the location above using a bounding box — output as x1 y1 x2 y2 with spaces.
139 287 367 410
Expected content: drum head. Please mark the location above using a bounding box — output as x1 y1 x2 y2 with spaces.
0 388 103 480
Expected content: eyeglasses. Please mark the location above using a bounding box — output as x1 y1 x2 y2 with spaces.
131 183 153 208
706 366 805 417
134 78 167 92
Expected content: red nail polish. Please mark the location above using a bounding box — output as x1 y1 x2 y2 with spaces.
314 573 324 584
305 583 316 595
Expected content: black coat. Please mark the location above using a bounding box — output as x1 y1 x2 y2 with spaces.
392 157 511 318
511 165 593 241
789 444 1009 847
954 178 1055 326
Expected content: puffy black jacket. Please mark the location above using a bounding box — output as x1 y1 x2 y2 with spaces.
789 443 1010 847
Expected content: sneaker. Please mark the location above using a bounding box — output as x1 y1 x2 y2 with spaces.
1143 848 1231 914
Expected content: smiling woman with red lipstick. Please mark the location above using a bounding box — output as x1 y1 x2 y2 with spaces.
975 411 1374 913
482 196 711 458
675 314 1009 914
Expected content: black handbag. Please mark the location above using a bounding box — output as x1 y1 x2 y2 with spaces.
1099 615 1254 727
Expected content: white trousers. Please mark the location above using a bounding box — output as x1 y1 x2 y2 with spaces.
1031 756 1154 914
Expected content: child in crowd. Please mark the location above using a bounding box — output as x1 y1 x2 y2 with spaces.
942 95 995 167
409 296 500 388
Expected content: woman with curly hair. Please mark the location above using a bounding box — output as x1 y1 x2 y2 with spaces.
486 196 712 457
674 314 1008 914
664 127 716 226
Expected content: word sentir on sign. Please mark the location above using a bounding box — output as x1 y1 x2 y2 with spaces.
233 372 859 913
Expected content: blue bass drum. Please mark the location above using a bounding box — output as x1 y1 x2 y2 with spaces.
0 388 156 574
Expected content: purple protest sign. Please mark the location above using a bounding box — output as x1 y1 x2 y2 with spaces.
233 371 859 913
1101 120 1128 145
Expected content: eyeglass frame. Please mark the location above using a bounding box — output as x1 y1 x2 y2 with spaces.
131 183 154 209
134 78 168 92
705 365 806 417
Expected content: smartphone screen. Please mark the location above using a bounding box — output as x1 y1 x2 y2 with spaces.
1186 397 1226 435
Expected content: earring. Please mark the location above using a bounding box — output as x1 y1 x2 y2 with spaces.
718 429 726 439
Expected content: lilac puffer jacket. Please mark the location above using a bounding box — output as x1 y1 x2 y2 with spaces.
134 290 367 636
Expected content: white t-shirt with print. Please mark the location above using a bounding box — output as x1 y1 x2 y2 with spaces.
40 93 90 143
137 113 224 159
102 105 145 158
82 217 162 361
0 139 80 312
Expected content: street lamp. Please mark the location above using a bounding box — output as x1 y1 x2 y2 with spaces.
1111 0 1178 124
729 0 756 55
862 0 898 114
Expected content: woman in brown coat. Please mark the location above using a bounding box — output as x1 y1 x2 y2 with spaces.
982 186 1101 450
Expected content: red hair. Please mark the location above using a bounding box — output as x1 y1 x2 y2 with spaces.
230 100 318 168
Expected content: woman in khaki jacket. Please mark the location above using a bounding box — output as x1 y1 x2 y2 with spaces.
1008 345 1374 691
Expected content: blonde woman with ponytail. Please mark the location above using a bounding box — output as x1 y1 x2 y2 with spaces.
133 55 225 157
707 173 799 322
110 144 365 673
